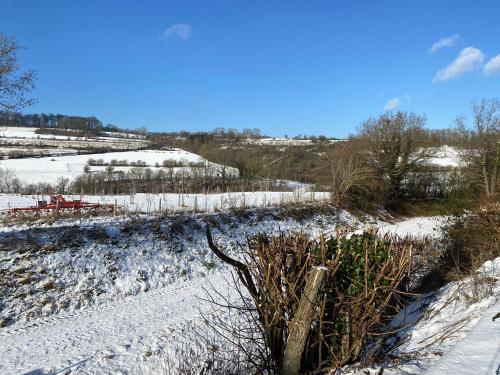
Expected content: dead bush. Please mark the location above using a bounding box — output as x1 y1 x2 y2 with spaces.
441 201 499 281
325 141 382 208
207 228 421 373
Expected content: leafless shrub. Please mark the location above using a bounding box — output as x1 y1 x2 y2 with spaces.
325 141 380 207
440 201 499 297
206 227 423 373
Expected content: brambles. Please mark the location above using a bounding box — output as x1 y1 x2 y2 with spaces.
206 228 425 373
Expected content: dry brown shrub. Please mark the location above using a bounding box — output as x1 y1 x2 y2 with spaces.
325 141 382 208
441 201 499 284
207 228 425 373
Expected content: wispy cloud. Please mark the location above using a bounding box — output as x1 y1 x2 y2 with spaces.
484 54 500 75
384 93 410 112
160 24 192 40
429 34 460 53
433 47 485 83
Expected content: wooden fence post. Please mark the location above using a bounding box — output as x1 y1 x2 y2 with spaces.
281 266 330 375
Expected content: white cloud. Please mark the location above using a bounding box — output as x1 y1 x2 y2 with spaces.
428 34 460 53
384 98 400 111
433 47 485 83
484 54 500 75
384 93 410 112
160 24 192 40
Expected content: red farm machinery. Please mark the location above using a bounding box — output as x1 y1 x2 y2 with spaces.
7 194 119 215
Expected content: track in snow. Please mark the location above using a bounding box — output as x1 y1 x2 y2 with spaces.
0 271 233 375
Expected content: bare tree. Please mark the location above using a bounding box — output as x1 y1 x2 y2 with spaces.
0 33 37 111
0 167 19 192
358 111 432 197
56 176 70 194
456 99 500 197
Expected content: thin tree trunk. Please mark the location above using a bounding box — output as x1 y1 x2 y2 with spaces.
490 144 499 195
281 266 330 375
483 162 491 196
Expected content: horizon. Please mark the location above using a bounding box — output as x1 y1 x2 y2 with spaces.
2 0 500 137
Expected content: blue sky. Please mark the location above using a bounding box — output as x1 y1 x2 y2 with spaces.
2 0 500 137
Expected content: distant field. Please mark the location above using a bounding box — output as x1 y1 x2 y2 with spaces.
0 126 149 151
0 149 238 185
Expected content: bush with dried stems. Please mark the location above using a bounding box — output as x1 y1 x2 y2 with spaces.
325 141 381 208
206 227 425 374
440 201 499 293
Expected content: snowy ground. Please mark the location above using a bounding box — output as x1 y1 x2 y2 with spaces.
426 146 463 168
0 148 238 185
0 146 78 158
0 212 497 374
0 205 360 374
0 127 148 151
0 191 330 214
342 258 500 375
0 126 147 143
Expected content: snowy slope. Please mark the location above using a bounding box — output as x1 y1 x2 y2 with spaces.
341 257 500 375
426 146 463 168
0 271 234 375
424 299 499 375
0 126 144 143
0 206 363 374
0 149 237 185
0 127 149 151
0 213 497 375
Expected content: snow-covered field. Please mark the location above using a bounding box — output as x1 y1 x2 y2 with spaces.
0 149 238 185
0 146 78 158
244 137 345 146
0 191 330 214
0 126 149 150
0 127 145 142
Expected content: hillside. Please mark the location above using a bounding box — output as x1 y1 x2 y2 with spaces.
1 209 496 374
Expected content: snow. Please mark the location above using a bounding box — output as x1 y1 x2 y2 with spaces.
427 146 463 168
245 137 345 146
0 127 142 143
0 211 497 374
0 149 238 185
341 257 500 375
0 271 234 375
0 205 362 374
377 216 446 239
0 127 149 150
255 137 313 146
424 299 500 375
0 191 330 213
422 258 500 375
